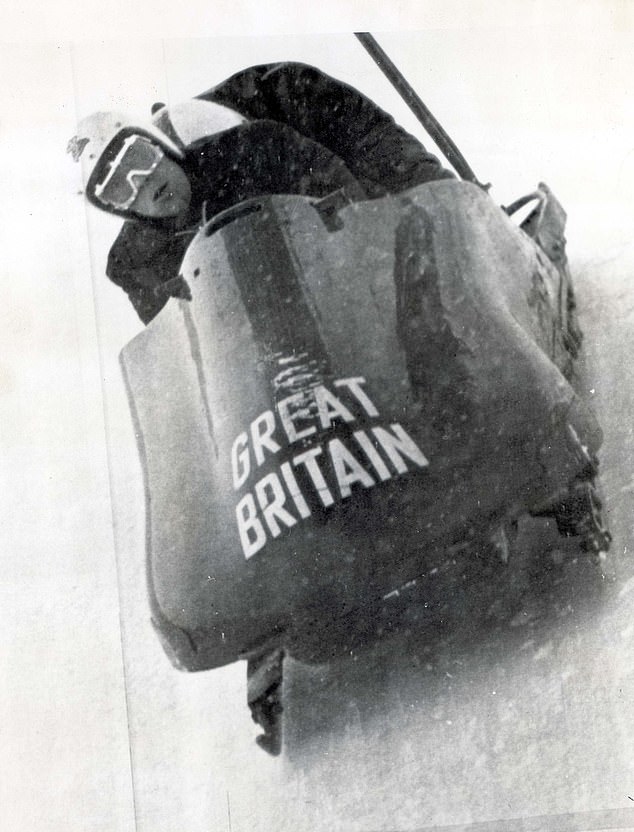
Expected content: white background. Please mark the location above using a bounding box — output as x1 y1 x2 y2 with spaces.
1 2 634 830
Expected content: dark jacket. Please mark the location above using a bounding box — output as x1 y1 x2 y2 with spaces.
195 62 453 198
107 62 454 323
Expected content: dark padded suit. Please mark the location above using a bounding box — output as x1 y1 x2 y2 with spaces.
106 62 453 323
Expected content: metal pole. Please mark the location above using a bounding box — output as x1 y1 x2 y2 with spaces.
355 32 488 189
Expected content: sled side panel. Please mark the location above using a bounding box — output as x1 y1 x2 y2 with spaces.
120 258 283 669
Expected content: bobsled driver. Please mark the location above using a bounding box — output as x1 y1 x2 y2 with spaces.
68 62 454 324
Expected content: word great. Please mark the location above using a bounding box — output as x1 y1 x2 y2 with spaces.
231 377 428 558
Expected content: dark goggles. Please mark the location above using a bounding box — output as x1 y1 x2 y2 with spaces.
93 135 164 210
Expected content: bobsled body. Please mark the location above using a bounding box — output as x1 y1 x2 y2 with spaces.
120 180 604 671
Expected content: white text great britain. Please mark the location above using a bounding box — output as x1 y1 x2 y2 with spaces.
231 377 429 558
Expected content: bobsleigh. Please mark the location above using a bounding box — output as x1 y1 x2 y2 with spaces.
120 179 610 673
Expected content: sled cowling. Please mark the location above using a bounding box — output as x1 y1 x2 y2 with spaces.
120 180 605 671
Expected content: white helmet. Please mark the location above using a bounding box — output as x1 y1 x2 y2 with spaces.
67 110 184 186
67 102 245 216
151 99 246 148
